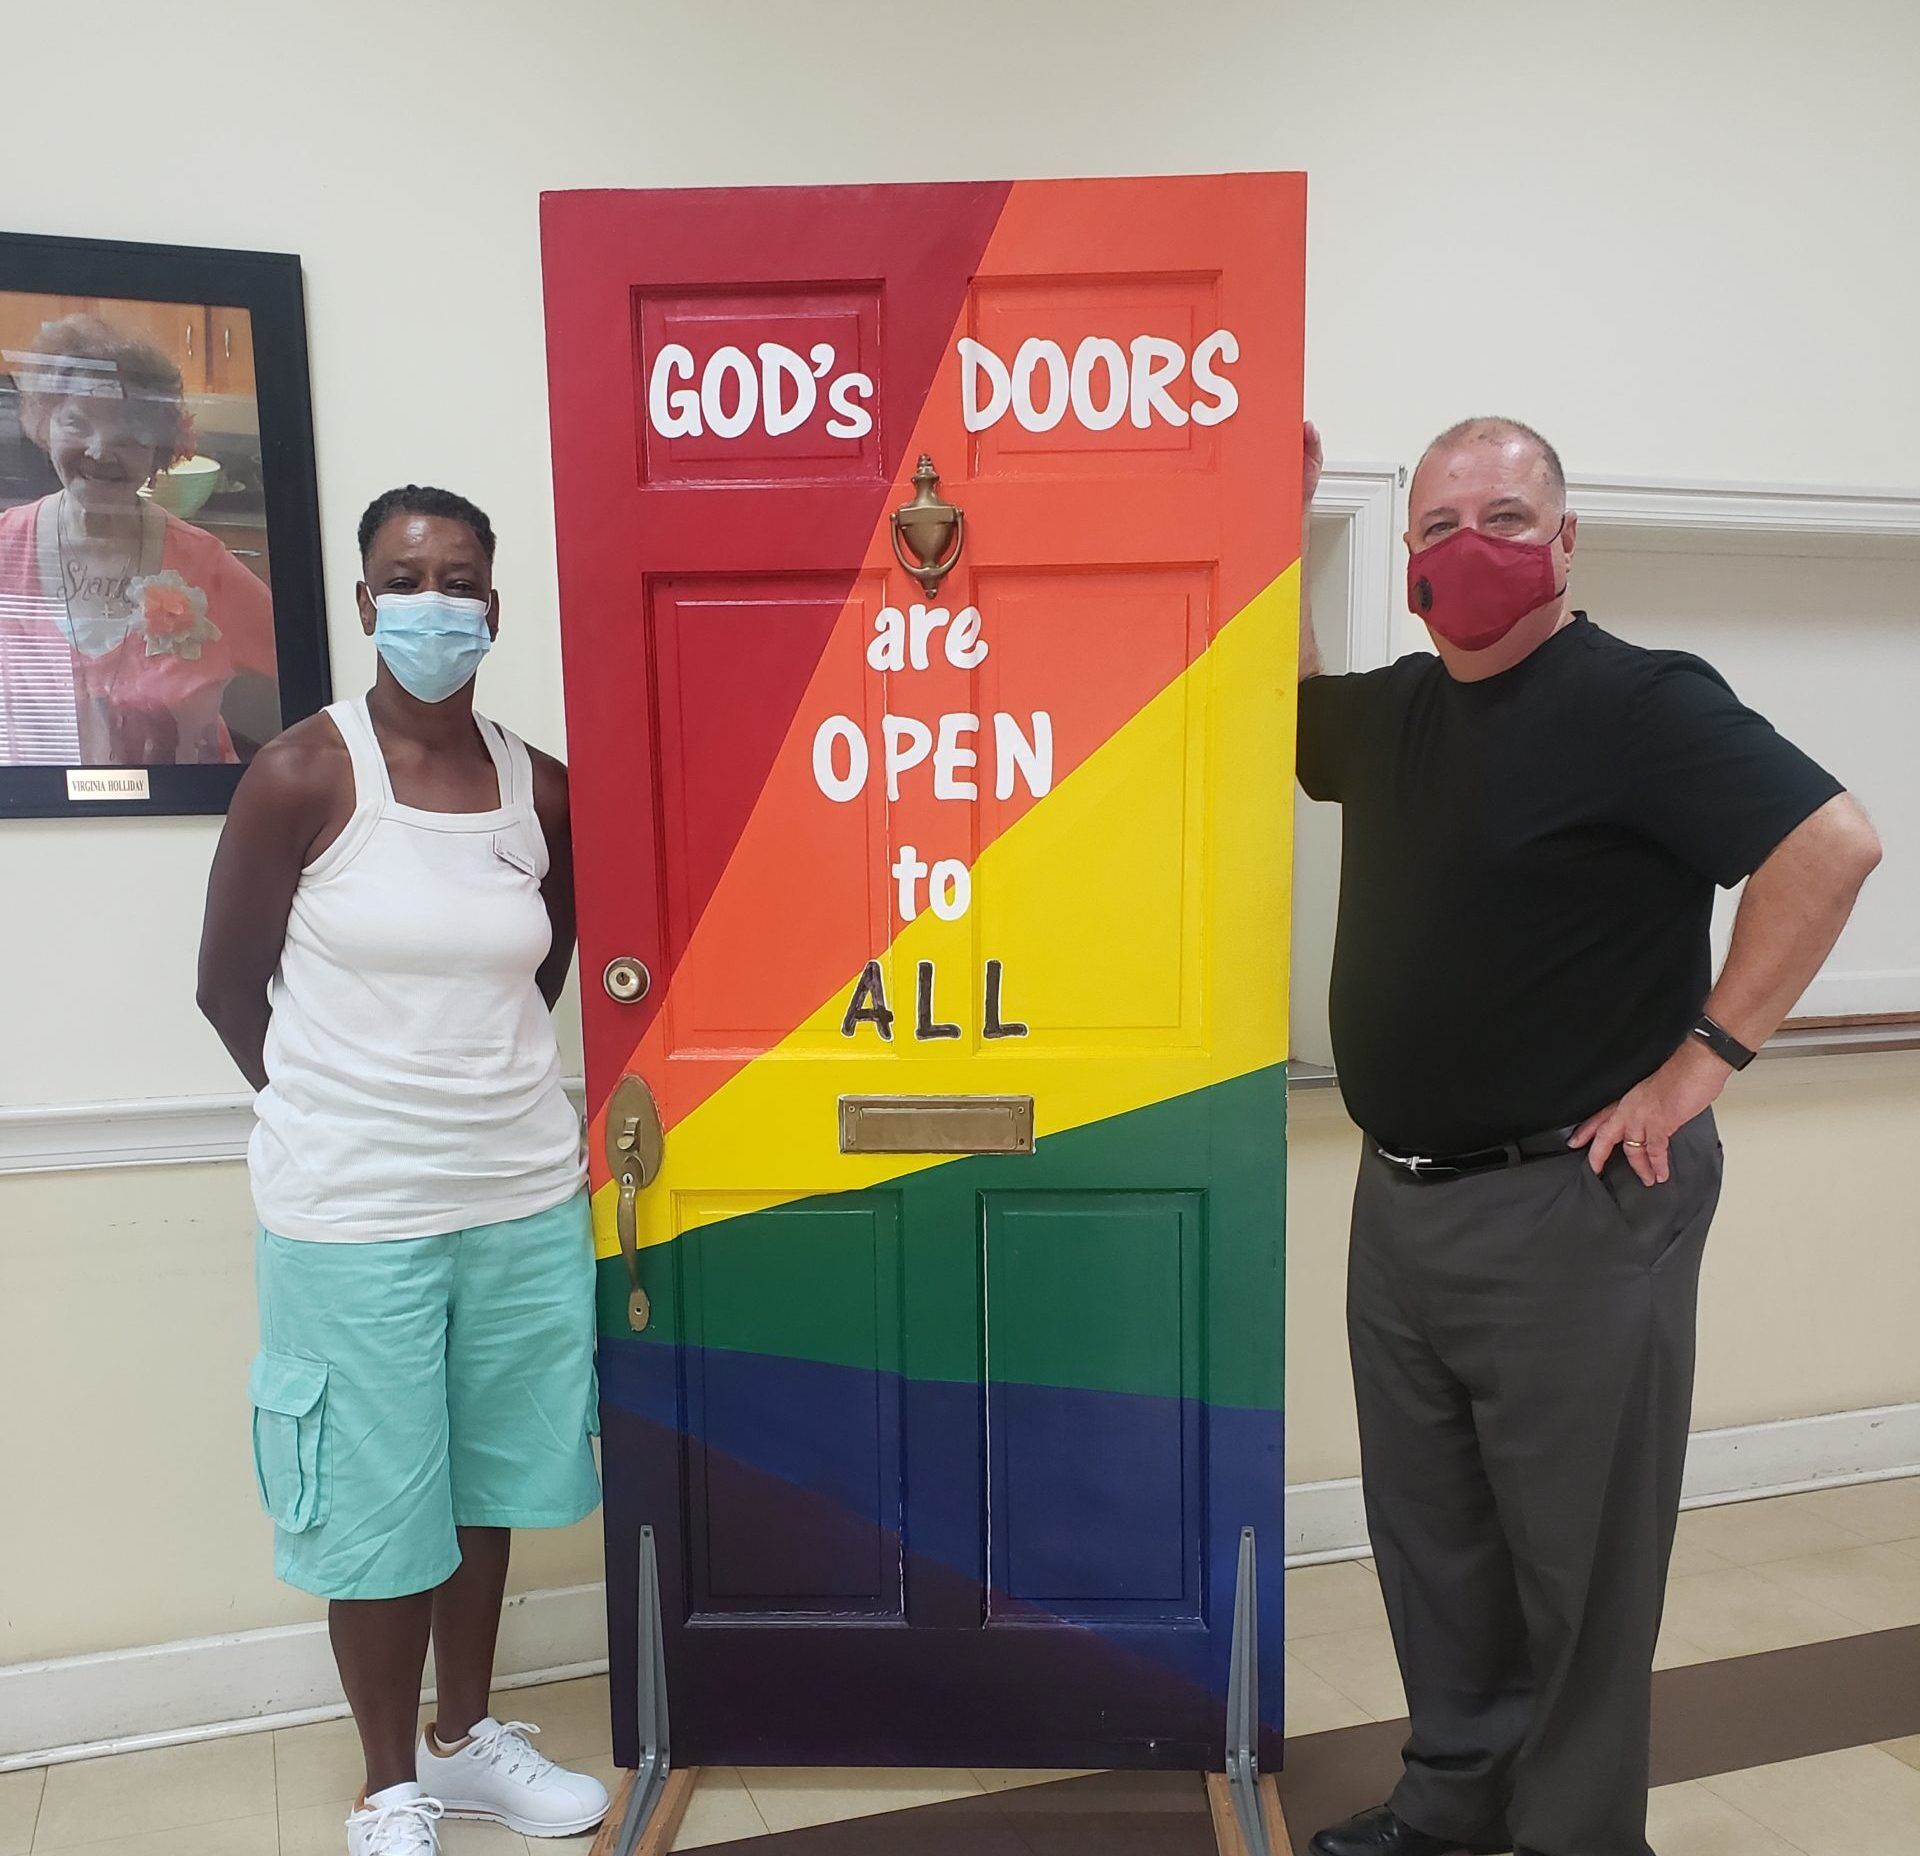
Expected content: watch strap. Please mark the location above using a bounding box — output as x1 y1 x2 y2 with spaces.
1692 1013 1757 1071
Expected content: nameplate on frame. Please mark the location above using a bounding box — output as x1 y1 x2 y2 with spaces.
65 769 151 803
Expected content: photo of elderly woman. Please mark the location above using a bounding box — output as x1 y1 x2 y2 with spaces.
0 296 280 766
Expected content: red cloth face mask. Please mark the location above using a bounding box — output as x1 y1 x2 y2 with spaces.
1407 522 1565 651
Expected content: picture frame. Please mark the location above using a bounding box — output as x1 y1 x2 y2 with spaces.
0 229 328 818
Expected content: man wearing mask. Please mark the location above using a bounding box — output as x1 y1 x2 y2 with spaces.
1296 420 1881 1856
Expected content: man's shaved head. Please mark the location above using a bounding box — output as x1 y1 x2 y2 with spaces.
1416 417 1566 507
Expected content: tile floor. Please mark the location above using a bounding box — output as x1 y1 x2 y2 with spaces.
1285 1474 1920 1730
3 1479 1917 1854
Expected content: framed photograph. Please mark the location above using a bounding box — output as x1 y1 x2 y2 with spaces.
0 230 328 817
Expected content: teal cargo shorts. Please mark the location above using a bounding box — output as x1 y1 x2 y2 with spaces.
248 1189 601 1601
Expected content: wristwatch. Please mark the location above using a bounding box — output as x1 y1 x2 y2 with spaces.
1692 1013 1757 1072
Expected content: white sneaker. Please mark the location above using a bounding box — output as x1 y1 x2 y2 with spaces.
417 1717 609 1837
346 1783 443 1855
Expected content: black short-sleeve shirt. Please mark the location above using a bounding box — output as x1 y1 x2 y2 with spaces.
1298 615 1843 1152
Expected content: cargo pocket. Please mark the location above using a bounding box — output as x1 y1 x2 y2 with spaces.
249 1351 331 1533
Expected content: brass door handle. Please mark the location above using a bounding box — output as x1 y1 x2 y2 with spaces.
604 1074 664 1332
890 454 965 596
616 1173 647 1331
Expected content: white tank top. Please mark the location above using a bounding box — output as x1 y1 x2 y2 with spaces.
248 696 586 1242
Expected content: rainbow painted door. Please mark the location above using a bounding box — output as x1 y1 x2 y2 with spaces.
541 174 1302 1770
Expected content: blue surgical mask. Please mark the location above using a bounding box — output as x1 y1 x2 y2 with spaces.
371 591 494 703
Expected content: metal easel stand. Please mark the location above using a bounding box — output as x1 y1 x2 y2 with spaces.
1207 1526 1292 1856
593 1526 695 1856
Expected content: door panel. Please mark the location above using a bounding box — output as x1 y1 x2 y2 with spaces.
545 172 1302 1770
649 573 888 1048
681 1196 903 1618
985 1191 1204 1620
972 566 1209 1044
636 285 887 486
966 274 1227 478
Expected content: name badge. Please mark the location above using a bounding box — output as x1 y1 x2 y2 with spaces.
493 831 539 877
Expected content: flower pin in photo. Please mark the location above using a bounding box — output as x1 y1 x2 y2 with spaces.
128 570 222 661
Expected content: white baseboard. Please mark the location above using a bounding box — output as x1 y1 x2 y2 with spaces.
1676 1401 1920 1501
0 1583 609 1770
5 1403 1916 1771
1287 1401 1920 1568
1283 1476 1374 1567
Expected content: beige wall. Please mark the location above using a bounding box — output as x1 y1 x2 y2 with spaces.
2 0 1916 1670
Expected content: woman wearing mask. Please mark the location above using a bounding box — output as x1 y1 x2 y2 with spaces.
197 486 606 1856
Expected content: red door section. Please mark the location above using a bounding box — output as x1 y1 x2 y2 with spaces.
541 174 1304 1770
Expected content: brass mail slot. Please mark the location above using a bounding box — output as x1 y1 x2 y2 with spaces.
839 1095 1035 1156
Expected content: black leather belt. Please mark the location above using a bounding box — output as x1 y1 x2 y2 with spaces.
1373 1125 1579 1180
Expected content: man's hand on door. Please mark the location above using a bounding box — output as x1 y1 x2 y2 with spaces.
1300 420 1324 681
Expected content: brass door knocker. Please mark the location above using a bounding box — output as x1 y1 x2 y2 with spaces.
603 1073 664 1332
890 454 966 595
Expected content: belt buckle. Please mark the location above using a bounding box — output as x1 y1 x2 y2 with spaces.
1379 1146 1436 1176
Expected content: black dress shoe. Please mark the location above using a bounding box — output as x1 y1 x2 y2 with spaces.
1309 1804 1508 1856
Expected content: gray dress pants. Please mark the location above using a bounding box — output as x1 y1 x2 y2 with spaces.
1346 1110 1723 1856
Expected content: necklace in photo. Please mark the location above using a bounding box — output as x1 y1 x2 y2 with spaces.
55 491 144 755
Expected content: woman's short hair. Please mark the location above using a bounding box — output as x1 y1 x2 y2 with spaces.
357 485 498 566
11 314 196 468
